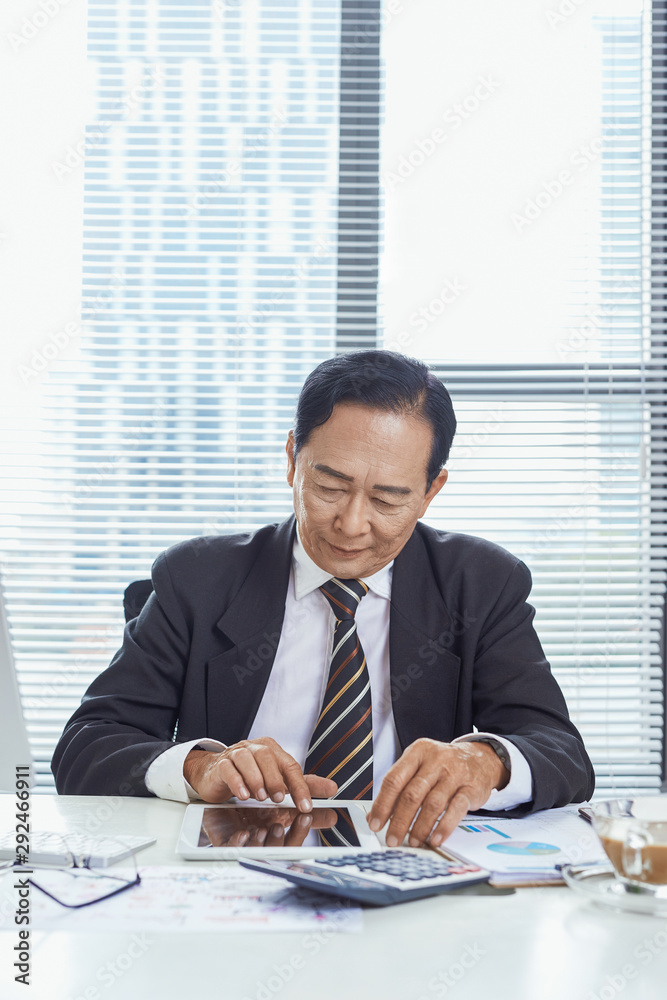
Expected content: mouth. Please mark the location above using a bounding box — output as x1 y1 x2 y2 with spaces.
328 542 366 558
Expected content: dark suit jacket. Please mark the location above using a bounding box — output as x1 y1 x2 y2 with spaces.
51 515 595 813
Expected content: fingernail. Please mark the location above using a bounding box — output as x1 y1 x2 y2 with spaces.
299 799 312 812
238 785 249 799
272 791 284 803
408 836 420 848
238 830 249 845
368 818 380 832
386 835 398 847
298 813 312 826
257 787 267 801
430 834 443 847
256 828 267 843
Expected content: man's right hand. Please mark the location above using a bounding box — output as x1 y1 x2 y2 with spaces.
183 737 337 812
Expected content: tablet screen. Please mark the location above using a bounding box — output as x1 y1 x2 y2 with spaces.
197 805 361 849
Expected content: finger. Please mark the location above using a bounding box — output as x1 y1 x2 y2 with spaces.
244 826 268 847
224 748 269 801
200 756 249 802
284 812 313 847
309 807 339 830
243 814 293 847
278 757 315 813
303 774 338 799
383 771 441 848
366 753 421 833
249 745 290 804
407 779 457 847
264 822 287 848
225 828 251 848
428 791 472 847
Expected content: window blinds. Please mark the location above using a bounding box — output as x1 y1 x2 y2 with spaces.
380 0 664 794
1 0 382 788
1 0 663 797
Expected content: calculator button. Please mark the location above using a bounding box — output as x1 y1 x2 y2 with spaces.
313 851 482 890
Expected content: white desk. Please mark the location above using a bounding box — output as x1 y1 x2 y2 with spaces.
1 794 666 1000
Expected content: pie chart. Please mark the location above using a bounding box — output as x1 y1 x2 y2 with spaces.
487 841 560 856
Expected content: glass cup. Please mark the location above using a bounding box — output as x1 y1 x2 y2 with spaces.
591 797 667 894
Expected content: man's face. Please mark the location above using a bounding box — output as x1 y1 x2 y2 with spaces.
286 402 448 578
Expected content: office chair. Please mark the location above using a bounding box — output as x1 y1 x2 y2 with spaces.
123 580 154 623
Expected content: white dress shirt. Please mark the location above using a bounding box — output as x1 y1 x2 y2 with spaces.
146 530 533 810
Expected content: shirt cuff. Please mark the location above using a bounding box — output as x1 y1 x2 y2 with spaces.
144 738 227 803
452 732 533 811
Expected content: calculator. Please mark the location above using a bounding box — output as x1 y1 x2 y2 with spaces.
239 849 489 905
0 831 155 868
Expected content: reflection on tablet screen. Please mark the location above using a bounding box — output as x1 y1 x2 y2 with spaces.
198 806 361 849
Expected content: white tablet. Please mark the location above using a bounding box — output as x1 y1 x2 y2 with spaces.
177 798 383 860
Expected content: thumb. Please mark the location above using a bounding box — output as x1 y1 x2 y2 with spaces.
304 773 338 799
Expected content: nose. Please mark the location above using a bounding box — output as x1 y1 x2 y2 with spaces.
334 492 372 538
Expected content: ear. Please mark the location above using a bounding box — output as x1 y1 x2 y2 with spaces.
419 468 448 518
286 430 296 487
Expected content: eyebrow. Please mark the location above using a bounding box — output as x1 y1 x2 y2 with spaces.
313 464 412 496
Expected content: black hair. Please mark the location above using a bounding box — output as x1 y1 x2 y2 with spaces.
293 350 457 491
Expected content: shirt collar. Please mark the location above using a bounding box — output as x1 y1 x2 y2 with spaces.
292 525 393 602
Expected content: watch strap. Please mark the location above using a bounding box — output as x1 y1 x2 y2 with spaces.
465 736 511 776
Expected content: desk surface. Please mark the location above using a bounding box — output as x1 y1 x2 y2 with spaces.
1 794 666 1000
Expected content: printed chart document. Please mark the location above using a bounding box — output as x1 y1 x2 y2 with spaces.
7 865 362 933
437 805 607 885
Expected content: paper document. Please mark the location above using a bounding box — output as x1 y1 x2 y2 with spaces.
441 804 606 884
6 865 362 933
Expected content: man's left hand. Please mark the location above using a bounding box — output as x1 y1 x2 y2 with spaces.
366 738 510 848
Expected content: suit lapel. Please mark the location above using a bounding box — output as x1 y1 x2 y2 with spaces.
205 517 461 751
390 526 461 750
205 515 296 743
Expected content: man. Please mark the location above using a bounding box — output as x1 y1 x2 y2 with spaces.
52 351 594 848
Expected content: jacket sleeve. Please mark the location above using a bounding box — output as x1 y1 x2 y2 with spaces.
470 558 595 816
51 550 192 796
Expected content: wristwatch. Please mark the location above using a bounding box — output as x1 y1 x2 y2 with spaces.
465 736 511 779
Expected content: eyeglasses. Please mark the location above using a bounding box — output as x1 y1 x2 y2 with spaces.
1 833 141 909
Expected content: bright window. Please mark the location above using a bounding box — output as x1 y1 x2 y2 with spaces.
0 0 663 795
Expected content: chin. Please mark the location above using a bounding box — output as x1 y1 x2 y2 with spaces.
325 548 378 579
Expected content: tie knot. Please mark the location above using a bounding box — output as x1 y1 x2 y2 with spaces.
319 577 369 620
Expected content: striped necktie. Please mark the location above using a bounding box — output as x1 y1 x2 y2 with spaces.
305 577 373 800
